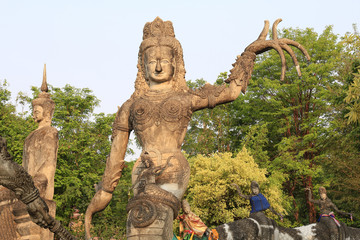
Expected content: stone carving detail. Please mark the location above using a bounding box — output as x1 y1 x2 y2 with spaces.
126 153 180 228
85 17 310 240
0 136 75 240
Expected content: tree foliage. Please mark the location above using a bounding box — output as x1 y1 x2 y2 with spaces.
185 147 287 228
0 79 35 164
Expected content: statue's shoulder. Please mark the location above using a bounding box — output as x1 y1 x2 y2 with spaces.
119 98 134 112
46 126 58 134
113 98 134 133
41 126 58 142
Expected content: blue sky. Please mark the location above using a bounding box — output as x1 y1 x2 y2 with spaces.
1 0 359 116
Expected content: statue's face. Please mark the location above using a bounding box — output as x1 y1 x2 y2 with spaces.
33 105 45 123
252 187 259 195
320 193 327 200
144 46 175 84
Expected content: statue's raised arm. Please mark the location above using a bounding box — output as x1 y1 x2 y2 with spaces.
191 19 310 112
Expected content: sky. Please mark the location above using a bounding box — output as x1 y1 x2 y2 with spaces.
0 1 359 160
1 0 359 115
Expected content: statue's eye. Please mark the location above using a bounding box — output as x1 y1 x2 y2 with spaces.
161 59 169 64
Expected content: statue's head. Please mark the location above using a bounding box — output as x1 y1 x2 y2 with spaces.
32 65 55 127
132 17 188 97
319 186 327 200
251 181 260 195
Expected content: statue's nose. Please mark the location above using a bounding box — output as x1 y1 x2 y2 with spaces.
155 60 162 72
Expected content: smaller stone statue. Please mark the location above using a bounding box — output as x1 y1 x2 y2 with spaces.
232 181 283 220
306 187 352 240
177 199 212 240
232 181 283 239
19 64 59 239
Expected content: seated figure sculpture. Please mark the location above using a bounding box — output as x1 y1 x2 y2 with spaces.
306 187 353 240
232 181 283 220
85 17 310 240
232 181 283 238
177 199 211 240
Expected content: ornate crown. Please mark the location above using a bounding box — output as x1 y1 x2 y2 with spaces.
142 17 175 40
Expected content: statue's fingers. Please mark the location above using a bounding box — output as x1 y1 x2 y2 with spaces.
279 42 302 77
258 20 270 40
282 39 311 61
272 18 282 40
267 42 287 80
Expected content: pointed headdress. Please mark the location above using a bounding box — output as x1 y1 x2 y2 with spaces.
32 64 55 118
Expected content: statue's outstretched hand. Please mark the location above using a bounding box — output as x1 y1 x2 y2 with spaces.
244 19 310 81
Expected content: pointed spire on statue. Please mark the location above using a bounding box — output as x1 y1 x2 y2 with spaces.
41 64 48 93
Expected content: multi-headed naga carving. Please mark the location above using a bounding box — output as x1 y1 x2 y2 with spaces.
85 17 309 240
0 136 75 240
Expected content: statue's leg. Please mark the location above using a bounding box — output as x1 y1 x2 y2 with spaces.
320 217 339 240
127 204 174 240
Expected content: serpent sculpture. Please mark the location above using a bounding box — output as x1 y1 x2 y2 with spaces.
0 136 75 240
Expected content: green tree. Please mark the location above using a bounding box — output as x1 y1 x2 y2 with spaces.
236 26 343 224
0 79 35 163
24 84 134 237
184 73 257 156
320 26 360 227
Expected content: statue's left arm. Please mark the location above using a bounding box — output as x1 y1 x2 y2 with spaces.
191 19 310 111
330 200 352 219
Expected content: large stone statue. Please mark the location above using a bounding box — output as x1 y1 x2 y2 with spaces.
85 17 310 240
0 136 75 240
20 64 59 239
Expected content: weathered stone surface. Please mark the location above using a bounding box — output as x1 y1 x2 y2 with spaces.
0 187 19 240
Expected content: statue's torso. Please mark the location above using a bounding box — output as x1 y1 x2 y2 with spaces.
130 91 193 152
129 91 193 199
319 199 334 215
23 126 58 200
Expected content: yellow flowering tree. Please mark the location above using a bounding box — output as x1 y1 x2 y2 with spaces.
185 147 287 228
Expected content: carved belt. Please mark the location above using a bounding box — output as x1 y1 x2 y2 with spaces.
126 184 181 228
